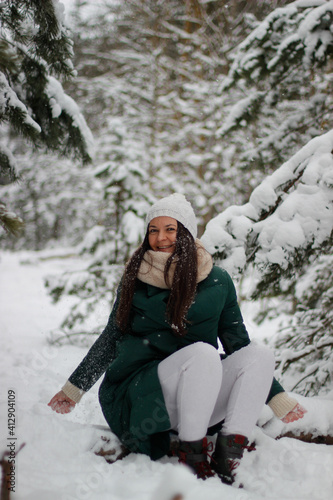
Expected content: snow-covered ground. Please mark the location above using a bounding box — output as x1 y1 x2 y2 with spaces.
0 250 332 500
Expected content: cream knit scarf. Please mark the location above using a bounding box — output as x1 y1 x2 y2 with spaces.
137 239 213 289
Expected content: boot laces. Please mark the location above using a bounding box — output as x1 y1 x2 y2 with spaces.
192 439 215 480
228 458 241 473
194 459 215 479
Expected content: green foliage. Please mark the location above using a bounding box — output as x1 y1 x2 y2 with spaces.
2 0 75 78
0 201 23 236
0 0 92 183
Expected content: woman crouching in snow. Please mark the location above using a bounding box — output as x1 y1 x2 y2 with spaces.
48 193 306 484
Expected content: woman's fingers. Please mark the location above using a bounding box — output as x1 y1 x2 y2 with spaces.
50 400 75 414
282 403 307 423
48 391 76 414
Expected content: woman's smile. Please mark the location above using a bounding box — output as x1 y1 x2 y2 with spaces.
157 243 175 250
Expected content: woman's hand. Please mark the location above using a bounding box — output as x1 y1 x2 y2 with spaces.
48 390 76 414
281 402 307 423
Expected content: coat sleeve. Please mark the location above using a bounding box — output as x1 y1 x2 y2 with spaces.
217 270 285 403
67 284 123 392
266 377 285 403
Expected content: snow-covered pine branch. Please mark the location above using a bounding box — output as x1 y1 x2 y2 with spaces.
217 92 266 136
45 76 94 161
201 129 333 287
222 0 333 89
0 71 41 138
0 0 93 182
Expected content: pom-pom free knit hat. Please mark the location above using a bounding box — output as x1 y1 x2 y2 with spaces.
145 193 198 239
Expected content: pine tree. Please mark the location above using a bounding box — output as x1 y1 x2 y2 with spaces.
202 127 333 395
0 0 93 234
216 0 333 188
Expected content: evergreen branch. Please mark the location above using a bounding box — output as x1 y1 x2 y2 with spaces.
276 316 333 349
276 346 314 373
0 70 41 132
245 152 328 276
247 103 333 167
216 91 266 136
28 0 62 37
3 43 92 163
2 0 75 78
0 202 24 237
0 38 21 76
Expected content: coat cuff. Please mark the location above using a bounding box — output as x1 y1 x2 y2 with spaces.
268 392 298 419
62 380 86 404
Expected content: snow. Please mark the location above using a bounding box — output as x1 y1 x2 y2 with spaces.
61 0 112 22
122 211 145 244
45 77 95 158
0 250 332 499
217 92 264 135
52 0 66 25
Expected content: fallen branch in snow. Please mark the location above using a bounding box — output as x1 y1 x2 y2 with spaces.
93 435 130 464
277 431 333 445
0 443 25 500
0 452 11 500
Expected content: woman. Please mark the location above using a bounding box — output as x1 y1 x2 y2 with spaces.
48 193 306 483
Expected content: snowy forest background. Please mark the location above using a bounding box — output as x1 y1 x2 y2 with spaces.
1 0 332 399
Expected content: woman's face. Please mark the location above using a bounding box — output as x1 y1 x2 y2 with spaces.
148 216 178 252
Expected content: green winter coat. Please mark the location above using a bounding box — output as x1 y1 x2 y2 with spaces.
69 265 283 460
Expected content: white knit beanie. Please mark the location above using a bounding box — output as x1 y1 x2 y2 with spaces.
145 193 198 239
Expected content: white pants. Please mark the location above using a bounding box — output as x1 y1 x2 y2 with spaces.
157 342 275 442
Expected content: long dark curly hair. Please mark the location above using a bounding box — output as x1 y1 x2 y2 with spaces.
116 221 198 335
